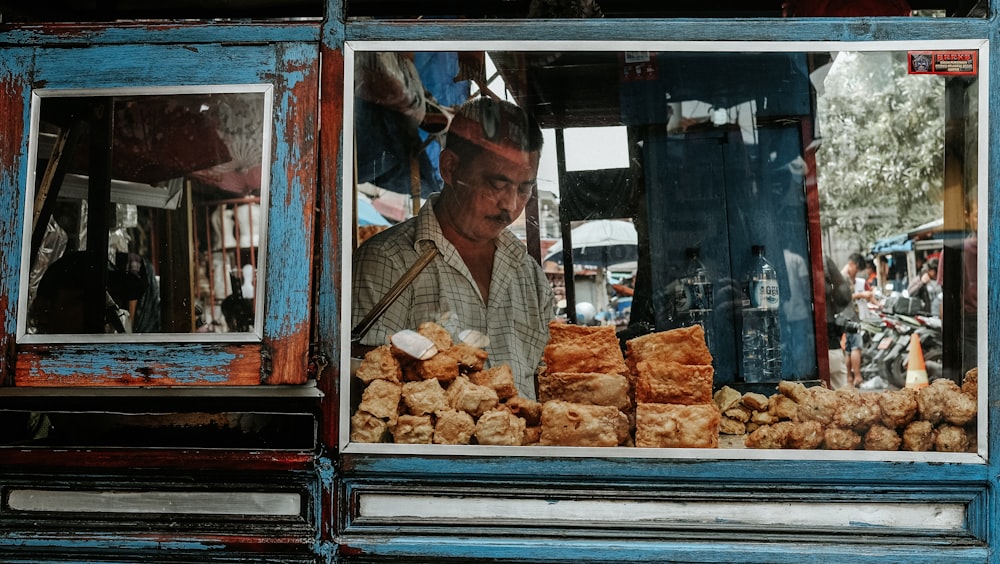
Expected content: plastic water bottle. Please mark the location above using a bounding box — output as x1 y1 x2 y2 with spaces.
741 245 781 382
681 247 714 351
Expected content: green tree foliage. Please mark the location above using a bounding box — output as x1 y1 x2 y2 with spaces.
815 51 944 250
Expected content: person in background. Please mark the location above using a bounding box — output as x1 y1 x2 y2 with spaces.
906 257 940 315
825 255 853 390
352 97 553 399
840 253 875 387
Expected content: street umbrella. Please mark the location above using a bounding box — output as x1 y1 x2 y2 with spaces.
544 219 638 268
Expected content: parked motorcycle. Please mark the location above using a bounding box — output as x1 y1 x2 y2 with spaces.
859 295 942 390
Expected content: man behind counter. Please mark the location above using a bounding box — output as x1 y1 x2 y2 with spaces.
352 97 554 399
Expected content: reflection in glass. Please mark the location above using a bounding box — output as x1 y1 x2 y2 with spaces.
348 46 981 453
24 88 270 336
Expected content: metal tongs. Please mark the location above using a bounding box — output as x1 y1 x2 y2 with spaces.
351 246 440 359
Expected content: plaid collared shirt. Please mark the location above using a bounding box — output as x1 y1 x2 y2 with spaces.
352 194 554 399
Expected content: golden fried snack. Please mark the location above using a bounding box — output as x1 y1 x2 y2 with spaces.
475 409 526 446
544 322 628 375
719 416 746 436
401 379 449 416
962 367 978 399
634 403 720 449
863 424 902 451
777 380 808 403
768 394 798 421
355 345 402 384
447 342 488 372
822 427 861 450
391 414 434 444
634 361 713 406
357 379 402 423
417 321 453 352
433 409 476 445
523 426 542 445
901 420 937 452
446 376 499 418
934 424 970 453
416 351 460 382
917 378 966 425
787 420 824 449
742 391 770 412
350 410 389 443
795 386 838 426
833 388 881 432
625 325 713 371
877 388 918 429
751 410 779 425
502 396 543 426
745 421 794 449
713 386 743 413
539 400 629 447
723 405 751 423
468 364 519 401
539 372 631 410
943 386 978 427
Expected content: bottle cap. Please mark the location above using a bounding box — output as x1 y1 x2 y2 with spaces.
751 244 765 256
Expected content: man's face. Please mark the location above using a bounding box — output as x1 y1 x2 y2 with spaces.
440 146 540 243
846 261 859 278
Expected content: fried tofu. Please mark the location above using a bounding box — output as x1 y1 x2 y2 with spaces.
538 372 631 410
468 364 518 400
625 325 713 371
634 402 720 449
475 409 526 446
543 322 628 376
539 400 629 447
355 345 402 384
633 361 713 405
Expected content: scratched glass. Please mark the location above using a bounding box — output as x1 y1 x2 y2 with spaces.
345 44 984 460
19 87 271 338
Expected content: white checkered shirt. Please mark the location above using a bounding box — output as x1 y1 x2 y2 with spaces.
352 194 554 399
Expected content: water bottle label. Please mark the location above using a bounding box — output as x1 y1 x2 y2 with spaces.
751 279 779 309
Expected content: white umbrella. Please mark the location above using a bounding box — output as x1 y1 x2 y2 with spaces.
544 219 638 268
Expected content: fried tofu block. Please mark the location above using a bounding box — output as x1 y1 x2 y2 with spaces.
634 361 713 406
447 342 488 372
625 325 713 371
355 345 402 384
446 376 499 418
391 414 434 444
402 379 449 416
417 321 453 352
741 392 770 412
468 364 518 400
538 372 630 410
768 394 798 421
543 322 628 375
502 396 543 426
634 403 720 448
350 410 388 443
539 400 629 447
357 379 401 423
475 409 526 446
415 351 461 382
433 409 476 445
719 416 747 436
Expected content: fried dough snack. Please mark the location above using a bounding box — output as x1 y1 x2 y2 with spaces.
539 400 630 447
401 379 449 416
962 368 978 399
833 388 881 432
787 420 825 449
416 350 461 382
934 424 970 452
713 386 743 412
433 409 476 445
417 321 453 352
475 409 526 446
539 372 631 410
391 414 434 444
543 322 628 375
901 420 937 452
355 345 402 384
634 403 720 448
350 410 389 443
634 361 714 406
822 427 861 450
446 376 499 418
447 342 488 372
877 388 918 429
469 364 518 400
502 396 543 426
357 379 402 423
793 385 838 426
863 424 901 451
625 325 713 370
745 420 794 449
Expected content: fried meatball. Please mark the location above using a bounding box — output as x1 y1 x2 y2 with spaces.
823 427 862 450
863 424 901 451
934 424 971 453
833 388 881 432
901 420 937 452
878 388 918 429
796 386 839 426
787 420 824 449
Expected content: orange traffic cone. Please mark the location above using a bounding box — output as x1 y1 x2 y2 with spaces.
905 333 928 389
